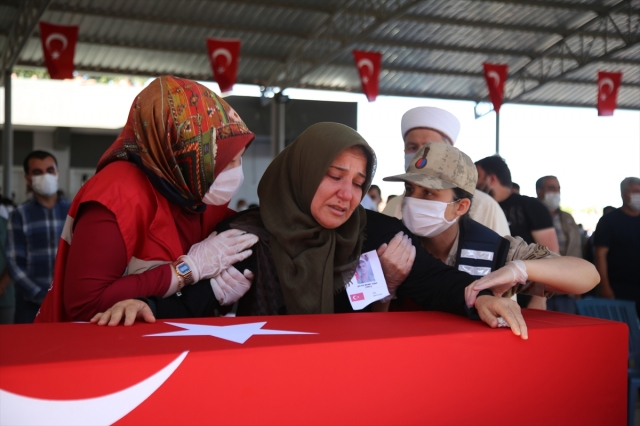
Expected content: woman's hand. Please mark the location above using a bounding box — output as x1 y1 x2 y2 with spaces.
474 295 528 340
210 266 254 305
377 232 416 300
182 229 259 282
90 299 156 326
465 260 528 306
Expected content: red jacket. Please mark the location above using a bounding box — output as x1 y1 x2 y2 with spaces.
36 162 234 322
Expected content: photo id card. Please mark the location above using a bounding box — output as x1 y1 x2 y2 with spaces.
345 250 390 310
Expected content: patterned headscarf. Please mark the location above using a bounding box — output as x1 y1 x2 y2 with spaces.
258 123 376 314
98 75 254 211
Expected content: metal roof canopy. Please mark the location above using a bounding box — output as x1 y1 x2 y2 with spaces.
0 0 639 110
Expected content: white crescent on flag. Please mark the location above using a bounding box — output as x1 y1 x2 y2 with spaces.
212 48 233 71
599 77 614 100
487 70 501 87
45 33 68 51
357 58 374 83
0 351 188 426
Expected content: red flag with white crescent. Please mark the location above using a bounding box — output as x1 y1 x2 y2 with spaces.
39 21 78 80
597 71 623 116
353 50 382 102
483 63 509 114
206 38 241 93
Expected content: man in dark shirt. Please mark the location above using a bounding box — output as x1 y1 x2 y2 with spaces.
474 156 559 309
594 177 640 315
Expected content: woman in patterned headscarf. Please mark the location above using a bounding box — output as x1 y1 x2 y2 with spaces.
36 76 258 322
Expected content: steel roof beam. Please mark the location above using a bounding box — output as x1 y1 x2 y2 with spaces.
292 80 639 110
505 0 640 103
267 0 424 88
474 0 640 15
15 29 640 89
47 2 629 41
399 15 626 39
0 0 51 80
42 3 637 67
198 0 640 17
20 35 283 64
46 4 309 40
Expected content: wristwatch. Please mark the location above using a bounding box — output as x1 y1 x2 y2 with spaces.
172 259 195 287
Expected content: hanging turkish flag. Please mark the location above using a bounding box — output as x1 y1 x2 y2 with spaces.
483 63 509 114
353 50 382 102
39 21 79 80
597 71 623 116
206 38 241 93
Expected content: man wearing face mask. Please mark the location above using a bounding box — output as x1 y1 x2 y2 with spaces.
594 177 640 316
475 156 559 310
382 107 510 237
536 176 582 258
535 176 582 314
6 151 71 323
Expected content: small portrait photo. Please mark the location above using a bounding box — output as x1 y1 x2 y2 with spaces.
355 256 375 284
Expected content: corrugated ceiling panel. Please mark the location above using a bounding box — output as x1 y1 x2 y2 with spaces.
3 0 638 109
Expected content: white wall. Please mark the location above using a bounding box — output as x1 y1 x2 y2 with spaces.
0 78 142 129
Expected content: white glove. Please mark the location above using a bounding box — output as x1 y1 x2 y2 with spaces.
465 260 528 307
181 229 258 282
210 266 255 305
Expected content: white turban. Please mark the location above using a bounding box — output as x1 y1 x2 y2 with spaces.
401 107 461 145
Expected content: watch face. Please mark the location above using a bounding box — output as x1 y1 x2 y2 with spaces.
177 262 191 274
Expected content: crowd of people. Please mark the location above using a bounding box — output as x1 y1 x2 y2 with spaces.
0 75 636 335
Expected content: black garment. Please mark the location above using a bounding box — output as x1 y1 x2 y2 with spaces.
593 209 640 313
499 193 553 308
499 194 553 245
455 218 510 279
143 209 481 319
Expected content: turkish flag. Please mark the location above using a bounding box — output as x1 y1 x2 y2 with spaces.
206 38 241 93
39 21 78 80
597 71 623 116
353 50 382 102
483 63 509 114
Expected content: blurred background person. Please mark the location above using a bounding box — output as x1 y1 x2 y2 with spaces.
593 177 640 316
536 175 583 313
7 151 70 323
475 155 559 310
511 182 520 195
367 184 382 212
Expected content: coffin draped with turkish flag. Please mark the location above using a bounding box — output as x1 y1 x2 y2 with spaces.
352 50 382 102
483 63 509 113
597 71 623 116
0 311 627 425
206 38 241 93
39 21 78 80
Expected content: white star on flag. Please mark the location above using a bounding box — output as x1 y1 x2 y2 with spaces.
51 51 60 59
145 321 317 344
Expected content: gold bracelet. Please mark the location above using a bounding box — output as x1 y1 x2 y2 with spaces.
172 263 185 293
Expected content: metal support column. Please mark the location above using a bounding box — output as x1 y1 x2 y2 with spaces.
495 112 500 156
2 71 12 198
270 93 288 158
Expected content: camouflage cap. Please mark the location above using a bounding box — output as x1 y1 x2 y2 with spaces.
383 142 477 195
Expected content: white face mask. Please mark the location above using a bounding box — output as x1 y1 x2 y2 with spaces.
404 153 415 171
31 173 58 197
203 159 244 206
630 193 640 211
543 192 561 211
401 196 458 238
